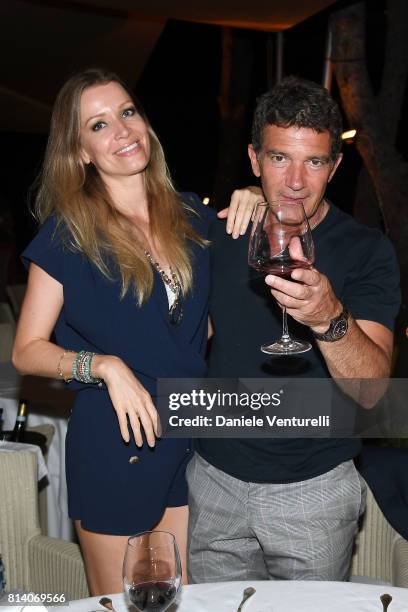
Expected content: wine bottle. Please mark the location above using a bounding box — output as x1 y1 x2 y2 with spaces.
10 399 28 442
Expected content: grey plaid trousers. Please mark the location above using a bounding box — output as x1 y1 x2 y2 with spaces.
187 452 366 583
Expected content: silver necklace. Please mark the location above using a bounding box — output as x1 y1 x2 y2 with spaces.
145 250 183 326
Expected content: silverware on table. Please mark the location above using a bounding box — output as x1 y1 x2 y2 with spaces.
380 593 393 611
99 596 115 611
237 586 256 611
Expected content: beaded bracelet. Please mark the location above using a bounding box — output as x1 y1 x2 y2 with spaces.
72 350 101 384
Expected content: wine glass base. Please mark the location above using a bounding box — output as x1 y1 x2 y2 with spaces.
261 338 312 355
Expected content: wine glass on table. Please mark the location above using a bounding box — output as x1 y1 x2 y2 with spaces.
248 200 315 355
123 531 181 612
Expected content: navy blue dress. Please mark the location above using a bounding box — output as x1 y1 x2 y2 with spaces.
22 193 214 534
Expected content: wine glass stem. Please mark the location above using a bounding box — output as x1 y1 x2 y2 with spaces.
281 307 292 343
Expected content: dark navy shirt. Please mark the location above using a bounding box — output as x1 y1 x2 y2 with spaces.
197 204 401 483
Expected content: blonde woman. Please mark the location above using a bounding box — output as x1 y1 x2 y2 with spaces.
12 68 260 595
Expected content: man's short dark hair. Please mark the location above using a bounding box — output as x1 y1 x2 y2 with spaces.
251 76 343 160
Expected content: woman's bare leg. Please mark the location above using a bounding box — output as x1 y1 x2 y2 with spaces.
154 505 189 584
76 505 189 593
75 520 129 595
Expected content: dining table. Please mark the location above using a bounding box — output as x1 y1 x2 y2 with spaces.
53 580 408 611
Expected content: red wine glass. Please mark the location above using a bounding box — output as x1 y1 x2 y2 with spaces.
123 531 181 612
248 200 315 355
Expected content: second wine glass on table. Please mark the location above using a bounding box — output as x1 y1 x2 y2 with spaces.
248 200 315 355
123 531 181 612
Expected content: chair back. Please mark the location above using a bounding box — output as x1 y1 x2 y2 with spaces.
0 450 41 590
0 447 89 598
351 484 403 584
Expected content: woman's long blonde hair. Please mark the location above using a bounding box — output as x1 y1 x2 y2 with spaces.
35 68 207 304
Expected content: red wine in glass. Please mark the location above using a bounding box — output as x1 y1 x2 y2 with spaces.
248 200 315 355
128 580 177 611
252 257 312 278
123 531 181 612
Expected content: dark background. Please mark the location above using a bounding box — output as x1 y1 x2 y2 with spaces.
0 0 405 277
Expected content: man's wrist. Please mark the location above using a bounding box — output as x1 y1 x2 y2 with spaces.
312 307 350 342
310 304 344 335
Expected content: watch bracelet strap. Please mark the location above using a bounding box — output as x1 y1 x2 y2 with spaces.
312 308 350 342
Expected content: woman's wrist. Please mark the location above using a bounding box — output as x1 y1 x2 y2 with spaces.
57 349 75 382
57 350 106 384
57 351 121 384
91 354 121 381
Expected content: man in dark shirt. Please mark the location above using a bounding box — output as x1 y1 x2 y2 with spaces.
187 76 400 582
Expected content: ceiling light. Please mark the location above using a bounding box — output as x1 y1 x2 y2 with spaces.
341 129 357 141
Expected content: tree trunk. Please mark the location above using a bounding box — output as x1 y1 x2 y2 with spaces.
330 1 408 373
353 167 382 230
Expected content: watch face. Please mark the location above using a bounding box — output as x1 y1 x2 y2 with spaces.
333 319 348 339
313 309 349 341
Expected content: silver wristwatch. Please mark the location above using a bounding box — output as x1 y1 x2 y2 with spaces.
312 308 350 342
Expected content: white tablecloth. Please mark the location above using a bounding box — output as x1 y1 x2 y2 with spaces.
63 581 408 611
0 361 74 540
0 440 48 481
